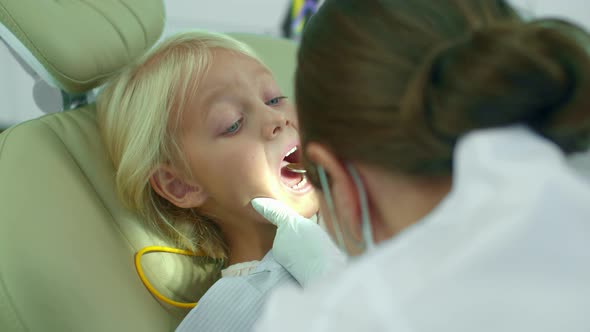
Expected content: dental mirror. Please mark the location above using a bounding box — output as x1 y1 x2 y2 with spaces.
286 163 307 174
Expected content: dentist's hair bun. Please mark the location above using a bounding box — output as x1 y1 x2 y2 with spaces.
420 19 590 154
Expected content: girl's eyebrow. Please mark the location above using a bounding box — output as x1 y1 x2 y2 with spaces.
198 85 234 123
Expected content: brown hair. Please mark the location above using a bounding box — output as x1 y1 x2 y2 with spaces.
296 0 590 178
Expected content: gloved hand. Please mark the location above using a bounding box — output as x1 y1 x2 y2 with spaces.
251 197 346 287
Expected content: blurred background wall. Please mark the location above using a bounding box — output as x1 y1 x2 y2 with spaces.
1 0 589 129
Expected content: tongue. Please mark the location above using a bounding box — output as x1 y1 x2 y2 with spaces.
280 165 302 187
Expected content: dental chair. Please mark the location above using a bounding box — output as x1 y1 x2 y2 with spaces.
0 1 297 331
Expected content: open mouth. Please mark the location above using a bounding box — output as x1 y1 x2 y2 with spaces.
279 146 309 192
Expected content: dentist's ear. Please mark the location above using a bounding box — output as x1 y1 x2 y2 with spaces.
306 142 364 254
149 166 208 208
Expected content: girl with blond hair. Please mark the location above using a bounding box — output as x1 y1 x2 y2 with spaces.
97 30 319 331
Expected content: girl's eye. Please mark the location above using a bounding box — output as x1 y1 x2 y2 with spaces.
265 96 287 106
224 118 243 135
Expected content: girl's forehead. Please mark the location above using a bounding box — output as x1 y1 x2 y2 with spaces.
198 51 275 97
178 50 276 126
209 49 271 77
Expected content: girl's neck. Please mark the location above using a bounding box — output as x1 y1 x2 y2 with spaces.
220 219 277 266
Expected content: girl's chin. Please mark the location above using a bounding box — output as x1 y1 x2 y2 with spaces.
289 195 320 219
249 186 318 218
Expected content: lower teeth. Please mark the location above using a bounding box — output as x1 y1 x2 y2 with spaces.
291 176 307 190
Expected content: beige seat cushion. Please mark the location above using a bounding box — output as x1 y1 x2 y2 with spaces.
0 106 215 331
0 0 165 93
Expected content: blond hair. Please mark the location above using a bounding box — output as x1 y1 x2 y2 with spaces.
97 31 263 260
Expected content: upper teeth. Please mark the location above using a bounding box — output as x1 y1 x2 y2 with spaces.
285 146 297 158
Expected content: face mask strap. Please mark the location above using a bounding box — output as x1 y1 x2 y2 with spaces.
346 164 375 251
317 165 346 251
317 164 375 253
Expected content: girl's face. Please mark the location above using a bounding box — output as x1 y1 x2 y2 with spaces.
177 49 318 224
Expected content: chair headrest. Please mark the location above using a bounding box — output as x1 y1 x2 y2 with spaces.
0 0 165 94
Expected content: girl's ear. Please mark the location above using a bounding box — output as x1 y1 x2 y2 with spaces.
149 165 208 208
306 142 364 253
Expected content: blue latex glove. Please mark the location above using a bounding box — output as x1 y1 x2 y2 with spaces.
251 197 346 287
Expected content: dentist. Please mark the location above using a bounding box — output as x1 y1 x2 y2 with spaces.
252 0 590 331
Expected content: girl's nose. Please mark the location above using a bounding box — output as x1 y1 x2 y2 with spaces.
263 111 290 140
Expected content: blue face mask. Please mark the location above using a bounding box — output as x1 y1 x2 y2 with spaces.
317 164 375 255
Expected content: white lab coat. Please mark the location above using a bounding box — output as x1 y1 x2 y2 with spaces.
255 126 590 332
